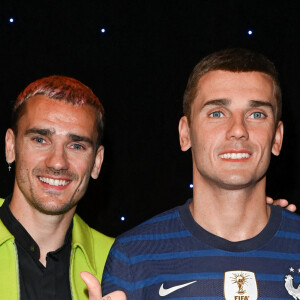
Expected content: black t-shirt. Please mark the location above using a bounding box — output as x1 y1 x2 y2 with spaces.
0 196 73 300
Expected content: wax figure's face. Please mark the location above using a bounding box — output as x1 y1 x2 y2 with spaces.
179 70 283 190
5 95 103 215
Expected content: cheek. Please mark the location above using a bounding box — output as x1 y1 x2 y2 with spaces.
190 135 217 161
250 131 274 166
192 123 224 146
73 161 94 194
15 159 32 185
16 142 47 165
15 151 33 172
71 156 94 178
251 129 274 150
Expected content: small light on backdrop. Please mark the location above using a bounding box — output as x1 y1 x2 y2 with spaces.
100 28 106 33
189 184 193 189
121 216 125 221
248 30 253 35
9 18 14 23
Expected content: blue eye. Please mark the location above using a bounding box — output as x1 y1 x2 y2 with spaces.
71 144 84 150
33 137 45 143
209 111 224 118
250 112 265 119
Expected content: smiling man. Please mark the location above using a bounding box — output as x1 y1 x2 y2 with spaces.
0 76 124 300
101 49 300 299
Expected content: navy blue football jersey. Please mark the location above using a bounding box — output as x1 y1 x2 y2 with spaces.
102 201 300 299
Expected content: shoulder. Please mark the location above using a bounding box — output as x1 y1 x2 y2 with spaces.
109 203 189 258
281 208 300 226
72 214 114 251
272 207 300 241
91 226 114 247
118 204 184 238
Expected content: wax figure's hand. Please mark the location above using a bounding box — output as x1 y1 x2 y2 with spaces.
80 271 127 300
266 197 297 212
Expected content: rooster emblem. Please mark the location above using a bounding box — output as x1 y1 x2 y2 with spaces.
285 275 300 299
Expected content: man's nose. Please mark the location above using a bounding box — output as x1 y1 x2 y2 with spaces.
226 115 249 140
45 145 69 171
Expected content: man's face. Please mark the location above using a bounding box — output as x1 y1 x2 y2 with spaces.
6 95 104 215
179 70 283 190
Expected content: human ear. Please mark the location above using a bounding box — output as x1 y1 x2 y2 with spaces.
178 116 191 151
271 121 284 156
5 129 16 164
91 145 104 179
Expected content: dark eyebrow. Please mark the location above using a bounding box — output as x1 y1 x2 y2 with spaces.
69 134 93 146
25 128 54 136
25 128 94 146
202 99 274 112
249 100 274 111
202 99 231 109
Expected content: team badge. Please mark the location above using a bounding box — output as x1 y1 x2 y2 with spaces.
224 271 258 300
284 266 300 299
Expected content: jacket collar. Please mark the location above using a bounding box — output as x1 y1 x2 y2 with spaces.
72 214 97 273
0 198 14 246
0 197 97 273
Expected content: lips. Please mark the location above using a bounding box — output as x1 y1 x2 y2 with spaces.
38 176 70 187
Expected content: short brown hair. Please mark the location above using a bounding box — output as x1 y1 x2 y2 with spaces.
183 48 282 123
12 75 104 147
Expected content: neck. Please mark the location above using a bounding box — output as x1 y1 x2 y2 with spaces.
9 191 75 266
190 177 270 242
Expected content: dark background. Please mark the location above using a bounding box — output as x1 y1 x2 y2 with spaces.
0 0 299 237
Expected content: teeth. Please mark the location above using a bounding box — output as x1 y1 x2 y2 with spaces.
39 177 69 186
219 153 250 159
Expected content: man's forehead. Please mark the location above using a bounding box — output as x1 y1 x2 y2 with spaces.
197 70 274 88
23 95 96 118
18 95 98 138
194 70 276 105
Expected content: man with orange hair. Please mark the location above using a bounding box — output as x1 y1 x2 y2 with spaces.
0 76 124 300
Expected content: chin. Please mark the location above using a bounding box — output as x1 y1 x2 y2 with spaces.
30 198 78 215
215 176 256 190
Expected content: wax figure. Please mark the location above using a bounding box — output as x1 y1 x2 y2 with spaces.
100 49 300 300
0 76 124 300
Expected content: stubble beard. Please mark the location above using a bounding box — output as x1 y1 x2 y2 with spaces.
18 166 82 216
26 190 79 215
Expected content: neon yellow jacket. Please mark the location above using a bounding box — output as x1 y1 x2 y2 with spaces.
0 198 114 300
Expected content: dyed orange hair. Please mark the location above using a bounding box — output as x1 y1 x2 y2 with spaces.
12 75 104 146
